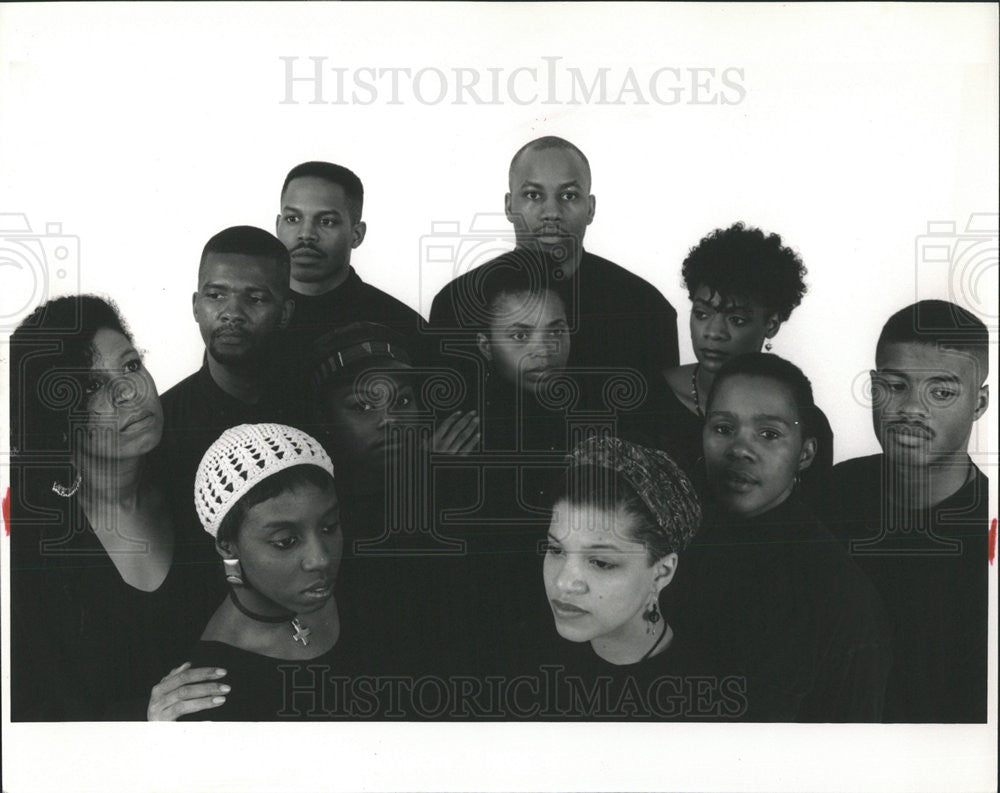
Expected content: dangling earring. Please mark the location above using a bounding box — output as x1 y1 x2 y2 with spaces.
642 599 661 635
764 341 773 352
51 473 82 499
223 558 245 586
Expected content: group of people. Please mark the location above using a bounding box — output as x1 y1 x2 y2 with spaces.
9 136 990 723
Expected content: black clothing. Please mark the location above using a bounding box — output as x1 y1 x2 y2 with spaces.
159 362 292 535
10 470 220 720
288 266 427 365
668 495 892 721
180 636 359 721
828 454 989 722
428 250 679 406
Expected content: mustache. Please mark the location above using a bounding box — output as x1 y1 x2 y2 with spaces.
885 418 934 437
291 243 322 254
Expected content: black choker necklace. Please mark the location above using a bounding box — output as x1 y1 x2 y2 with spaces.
228 590 312 646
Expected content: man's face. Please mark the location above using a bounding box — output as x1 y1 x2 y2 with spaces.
276 176 366 296
871 341 989 469
505 148 595 261
192 253 292 367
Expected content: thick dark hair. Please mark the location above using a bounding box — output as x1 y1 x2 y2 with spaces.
9 294 133 461
281 161 364 225
472 248 568 331
550 466 683 563
876 299 989 380
509 136 591 188
216 464 336 545
198 225 291 293
682 222 807 322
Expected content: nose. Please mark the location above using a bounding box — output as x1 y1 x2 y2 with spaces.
301 532 334 572
297 218 318 241
219 294 248 323
896 385 930 418
702 312 729 340
554 554 587 595
109 375 140 406
724 428 756 461
540 194 562 221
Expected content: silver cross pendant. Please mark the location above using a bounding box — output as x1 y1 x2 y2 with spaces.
291 618 311 646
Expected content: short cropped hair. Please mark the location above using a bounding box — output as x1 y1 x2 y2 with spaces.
876 300 989 381
509 136 591 189
198 226 291 293
682 222 807 322
281 161 364 225
477 249 567 327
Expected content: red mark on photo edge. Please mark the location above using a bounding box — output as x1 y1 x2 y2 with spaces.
3 487 10 537
989 518 996 565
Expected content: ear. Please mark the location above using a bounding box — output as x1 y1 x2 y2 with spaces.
585 193 596 226
274 213 281 235
279 297 295 329
652 552 679 595
797 436 817 472
476 331 492 361
215 538 237 561
191 292 199 319
351 220 367 249
504 192 514 224
763 312 782 339
973 384 989 421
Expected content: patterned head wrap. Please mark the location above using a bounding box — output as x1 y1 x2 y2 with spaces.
565 436 701 553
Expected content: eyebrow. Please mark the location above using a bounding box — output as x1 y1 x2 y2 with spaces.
692 298 754 314
878 368 962 383
281 204 342 216
545 533 626 552
707 410 794 426
200 281 274 293
519 180 582 191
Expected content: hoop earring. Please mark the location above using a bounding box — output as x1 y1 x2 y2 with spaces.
51 473 82 499
223 558 245 586
642 599 661 634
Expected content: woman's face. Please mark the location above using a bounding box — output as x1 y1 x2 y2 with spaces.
703 374 815 519
544 500 674 648
314 365 418 480
689 286 780 374
478 289 570 394
78 327 163 462
228 480 342 615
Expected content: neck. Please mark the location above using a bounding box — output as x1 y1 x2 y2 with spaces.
207 354 263 404
695 364 715 405
78 453 146 508
591 619 672 666
291 265 351 297
885 454 975 510
516 242 583 278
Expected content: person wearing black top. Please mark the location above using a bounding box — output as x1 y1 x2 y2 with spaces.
275 161 426 363
672 353 892 721
533 436 742 720
160 225 297 536
828 300 990 723
9 295 219 720
656 224 832 508
428 136 679 391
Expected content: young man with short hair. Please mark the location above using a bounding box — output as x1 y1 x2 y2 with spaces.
829 299 990 722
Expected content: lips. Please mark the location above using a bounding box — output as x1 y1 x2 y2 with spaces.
699 348 729 362
213 328 249 343
550 599 589 618
291 246 323 259
722 469 759 491
121 411 154 432
887 422 933 439
301 580 334 599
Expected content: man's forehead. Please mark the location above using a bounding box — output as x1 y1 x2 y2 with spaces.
876 341 982 378
199 253 284 288
510 148 591 188
282 175 347 206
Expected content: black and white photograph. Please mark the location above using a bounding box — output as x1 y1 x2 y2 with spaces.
1 3 997 791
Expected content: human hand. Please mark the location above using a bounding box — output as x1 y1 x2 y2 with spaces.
147 662 229 721
429 411 480 455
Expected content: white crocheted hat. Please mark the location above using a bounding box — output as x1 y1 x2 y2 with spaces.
194 423 335 538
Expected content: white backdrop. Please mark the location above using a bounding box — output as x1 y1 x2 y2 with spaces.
1 3 997 792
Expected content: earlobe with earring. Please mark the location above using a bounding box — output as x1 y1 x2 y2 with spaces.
642 598 661 635
764 341 773 352
223 558 245 586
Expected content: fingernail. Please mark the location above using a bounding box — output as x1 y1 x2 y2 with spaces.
215 669 227 676
212 696 226 704
220 685 231 693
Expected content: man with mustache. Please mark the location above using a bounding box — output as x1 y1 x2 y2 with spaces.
428 136 679 399
829 299 991 722
275 161 425 362
160 226 295 531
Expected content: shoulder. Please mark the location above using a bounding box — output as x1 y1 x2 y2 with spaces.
581 252 674 309
159 369 205 417
831 454 881 490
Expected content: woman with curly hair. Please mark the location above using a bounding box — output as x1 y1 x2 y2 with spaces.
656 223 830 500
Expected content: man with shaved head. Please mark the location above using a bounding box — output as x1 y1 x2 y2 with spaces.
428 136 679 398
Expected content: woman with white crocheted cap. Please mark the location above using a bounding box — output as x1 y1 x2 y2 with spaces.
149 423 354 721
